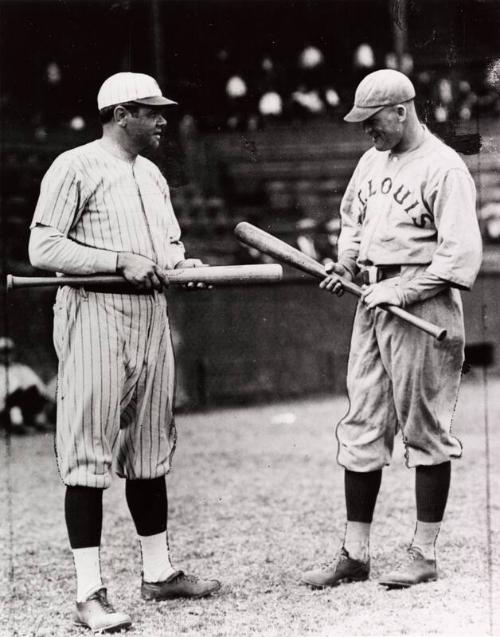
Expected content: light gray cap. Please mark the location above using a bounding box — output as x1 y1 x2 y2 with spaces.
344 69 416 123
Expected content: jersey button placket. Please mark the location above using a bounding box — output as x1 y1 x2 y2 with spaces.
132 166 160 264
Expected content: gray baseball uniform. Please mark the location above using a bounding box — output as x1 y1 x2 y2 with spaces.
30 140 185 488
336 126 482 470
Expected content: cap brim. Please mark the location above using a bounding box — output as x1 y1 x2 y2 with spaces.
133 96 177 107
344 105 384 123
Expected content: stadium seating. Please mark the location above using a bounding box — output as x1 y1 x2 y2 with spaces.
1 120 499 271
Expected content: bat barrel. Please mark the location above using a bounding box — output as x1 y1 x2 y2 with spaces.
5 264 283 290
234 222 447 341
167 264 282 284
235 222 326 279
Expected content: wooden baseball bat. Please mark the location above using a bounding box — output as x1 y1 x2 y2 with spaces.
6 264 283 291
234 222 447 341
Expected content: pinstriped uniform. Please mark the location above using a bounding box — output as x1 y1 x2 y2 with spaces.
31 141 185 488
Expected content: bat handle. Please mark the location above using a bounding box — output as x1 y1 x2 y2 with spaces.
343 280 446 340
385 304 447 341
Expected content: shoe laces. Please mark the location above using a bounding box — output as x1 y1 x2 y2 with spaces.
176 573 200 584
407 546 425 561
92 588 116 613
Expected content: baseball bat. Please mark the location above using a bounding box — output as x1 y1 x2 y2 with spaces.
234 222 447 341
6 264 283 291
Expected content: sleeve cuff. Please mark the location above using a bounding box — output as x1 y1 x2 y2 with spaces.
337 253 359 278
426 264 471 290
95 250 119 273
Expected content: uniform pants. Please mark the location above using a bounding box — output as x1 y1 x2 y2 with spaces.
337 284 464 471
53 286 177 488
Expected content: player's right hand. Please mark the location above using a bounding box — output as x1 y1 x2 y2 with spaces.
116 252 167 290
319 262 352 297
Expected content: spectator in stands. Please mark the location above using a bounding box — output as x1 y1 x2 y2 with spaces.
0 337 54 434
255 54 286 127
298 43 325 86
290 43 330 120
290 84 325 119
257 54 286 97
320 217 341 264
324 86 341 116
413 70 440 123
475 66 500 118
258 90 283 125
455 80 477 121
295 217 320 261
34 61 66 138
225 74 251 130
352 43 376 88
483 203 500 241
354 43 375 70
434 77 454 122
384 52 414 77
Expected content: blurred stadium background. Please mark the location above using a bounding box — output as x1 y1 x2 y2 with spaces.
1 0 499 411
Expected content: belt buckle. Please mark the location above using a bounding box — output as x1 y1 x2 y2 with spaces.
362 265 380 285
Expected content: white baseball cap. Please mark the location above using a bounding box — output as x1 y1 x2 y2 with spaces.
97 72 177 110
344 69 416 123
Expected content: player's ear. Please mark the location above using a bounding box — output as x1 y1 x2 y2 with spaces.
113 105 129 126
395 104 407 121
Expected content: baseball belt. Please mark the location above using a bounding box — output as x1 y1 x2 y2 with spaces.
360 265 401 285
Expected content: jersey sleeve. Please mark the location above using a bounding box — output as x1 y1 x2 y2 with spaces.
29 225 117 274
337 163 361 276
395 271 449 307
426 168 483 289
30 155 85 236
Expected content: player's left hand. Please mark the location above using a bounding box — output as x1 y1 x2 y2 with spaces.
361 283 402 309
174 259 213 290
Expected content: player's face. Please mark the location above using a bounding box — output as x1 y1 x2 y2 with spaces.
362 106 404 151
126 106 167 151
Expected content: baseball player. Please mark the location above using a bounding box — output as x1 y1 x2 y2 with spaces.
29 72 220 633
0 336 54 433
301 69 482 589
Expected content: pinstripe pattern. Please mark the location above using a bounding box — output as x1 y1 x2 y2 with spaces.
32 141 185 270
97 73 174 110
53 287 176 488
35 141 183 487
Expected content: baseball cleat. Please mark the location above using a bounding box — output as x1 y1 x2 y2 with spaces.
73 587 132 633
301 547 370 588
141 570 221 601
379 547 438 589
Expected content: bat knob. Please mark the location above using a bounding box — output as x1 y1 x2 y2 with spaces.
5 274 13 291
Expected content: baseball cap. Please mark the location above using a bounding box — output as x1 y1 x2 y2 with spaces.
344 69 416 123
97 72 177 110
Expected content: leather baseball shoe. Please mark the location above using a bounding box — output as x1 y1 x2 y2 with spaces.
301 547 370 588
141 570 221 601
73 587 132 633
379 547 438 589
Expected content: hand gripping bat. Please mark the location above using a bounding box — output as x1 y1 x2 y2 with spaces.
6 263 283 290
234 222 446 341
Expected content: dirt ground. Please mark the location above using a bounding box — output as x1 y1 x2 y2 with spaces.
0 374 499 637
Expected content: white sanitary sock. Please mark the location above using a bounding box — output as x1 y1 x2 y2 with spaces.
139 531 176 582
412 521 441 560
72 546 103 603
343 521 371 562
